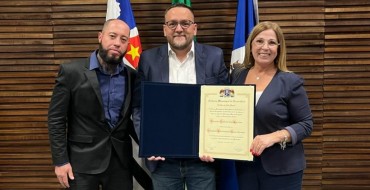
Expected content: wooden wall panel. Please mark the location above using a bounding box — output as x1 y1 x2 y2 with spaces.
52 0 107 62
0 0 369 189
323 0 370 189
259 1 324 189
0 1 58 189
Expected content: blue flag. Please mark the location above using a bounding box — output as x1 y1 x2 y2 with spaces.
220 0 258 189
230 0 258 67
218 160 238 190
106 0 142 69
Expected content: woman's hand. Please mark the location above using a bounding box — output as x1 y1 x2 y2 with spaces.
250 132 281 156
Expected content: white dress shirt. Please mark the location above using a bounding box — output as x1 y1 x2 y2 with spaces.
168 42 196 84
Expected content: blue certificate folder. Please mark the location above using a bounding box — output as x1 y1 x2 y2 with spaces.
139 82 201 158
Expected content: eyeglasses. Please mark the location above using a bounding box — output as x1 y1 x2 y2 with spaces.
165 20 195 30
254 39 280 48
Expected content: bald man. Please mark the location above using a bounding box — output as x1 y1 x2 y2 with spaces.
48 19 137 190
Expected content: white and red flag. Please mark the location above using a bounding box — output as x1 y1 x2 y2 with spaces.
106 0 142 69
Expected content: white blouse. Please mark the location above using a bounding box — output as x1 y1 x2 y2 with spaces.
256 91 263 105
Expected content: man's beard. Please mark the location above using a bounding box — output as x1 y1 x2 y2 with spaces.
98 44 126 65
169 35 192 51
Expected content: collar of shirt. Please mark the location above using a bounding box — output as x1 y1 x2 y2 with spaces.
167 42 196 84
89 50 125 75
89 50 127 128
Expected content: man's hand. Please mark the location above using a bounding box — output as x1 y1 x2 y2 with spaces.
147 156 165 161
200 155 215 162
55 163 74 188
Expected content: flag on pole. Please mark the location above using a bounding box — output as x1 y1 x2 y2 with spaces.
230 0 258 68
106 2 150 190
218 159 238 190
219 1 258 189
106 0 142 69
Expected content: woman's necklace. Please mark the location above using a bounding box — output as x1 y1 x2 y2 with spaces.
251 67 275 81
254 71 265 81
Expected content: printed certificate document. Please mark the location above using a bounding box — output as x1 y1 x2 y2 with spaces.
199 85 255 161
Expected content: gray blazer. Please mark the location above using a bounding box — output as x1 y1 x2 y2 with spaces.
231 66 313 175
133 42 229 172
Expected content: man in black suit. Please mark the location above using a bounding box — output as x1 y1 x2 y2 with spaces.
48 19 137 190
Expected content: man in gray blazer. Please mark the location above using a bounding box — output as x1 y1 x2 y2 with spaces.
48 19 141 190
133 3 228 190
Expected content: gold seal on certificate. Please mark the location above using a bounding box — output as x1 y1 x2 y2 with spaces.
199 85 255 161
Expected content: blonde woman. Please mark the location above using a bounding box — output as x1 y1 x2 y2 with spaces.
230 21 313 190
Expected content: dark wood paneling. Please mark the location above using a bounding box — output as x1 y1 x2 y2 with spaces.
1 0 369 189
323 1 370 189
0 1 57 189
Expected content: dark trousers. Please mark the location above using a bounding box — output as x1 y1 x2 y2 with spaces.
236 158 303 190
151 159 216 190
68 150 133 190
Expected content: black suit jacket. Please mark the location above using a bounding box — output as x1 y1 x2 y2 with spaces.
48 55 136 174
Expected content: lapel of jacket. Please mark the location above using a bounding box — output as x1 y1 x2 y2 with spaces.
114 66 137 132
120 67 131 120
194 43 206 84
83 59 104 108
159 45 170 83
83 58 108 130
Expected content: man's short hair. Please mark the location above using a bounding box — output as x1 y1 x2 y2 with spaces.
164 3 195 18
